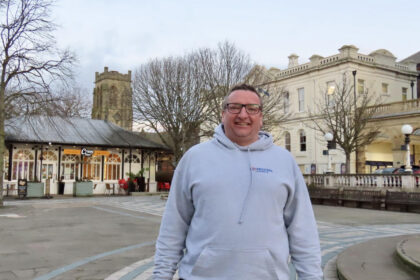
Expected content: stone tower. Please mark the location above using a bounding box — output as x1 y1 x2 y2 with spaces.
92 67 133 131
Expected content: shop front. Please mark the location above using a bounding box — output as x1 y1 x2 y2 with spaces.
3 116 169 197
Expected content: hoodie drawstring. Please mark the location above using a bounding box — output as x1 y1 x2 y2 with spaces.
238 147 253 224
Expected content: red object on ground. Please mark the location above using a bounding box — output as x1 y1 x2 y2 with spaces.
118 179 128 190
158 182 171 191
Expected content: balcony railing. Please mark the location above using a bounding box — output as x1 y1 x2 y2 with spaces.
367 99 420 117
304 174 419 189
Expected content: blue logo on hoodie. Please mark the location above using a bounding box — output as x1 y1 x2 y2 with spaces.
251 167 273 174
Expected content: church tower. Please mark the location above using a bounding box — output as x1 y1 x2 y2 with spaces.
92 67 133 131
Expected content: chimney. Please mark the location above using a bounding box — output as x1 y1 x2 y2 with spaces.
288 54 299 68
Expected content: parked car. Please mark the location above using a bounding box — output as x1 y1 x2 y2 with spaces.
373 168 384 174
373 167 397 174
393 165 420 174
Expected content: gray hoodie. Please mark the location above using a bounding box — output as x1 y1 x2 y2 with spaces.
154 125 323 280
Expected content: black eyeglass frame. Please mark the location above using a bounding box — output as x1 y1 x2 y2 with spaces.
225 103 262 115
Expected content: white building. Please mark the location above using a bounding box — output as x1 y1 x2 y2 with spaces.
258 45 418 174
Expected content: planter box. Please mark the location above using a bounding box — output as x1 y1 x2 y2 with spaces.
73 181 93 197
27 182 45 198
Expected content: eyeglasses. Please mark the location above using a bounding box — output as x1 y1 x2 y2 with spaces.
225 103 262 115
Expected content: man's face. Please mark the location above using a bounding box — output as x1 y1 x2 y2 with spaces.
222 89 263 146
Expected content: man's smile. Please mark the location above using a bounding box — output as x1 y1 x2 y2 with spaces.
234 122 251 126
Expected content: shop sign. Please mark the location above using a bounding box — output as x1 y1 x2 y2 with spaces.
63 149 80 155
17 179 27 199
93 150 110 157
63 148 109 157
159 157 170 161
81 148 94 157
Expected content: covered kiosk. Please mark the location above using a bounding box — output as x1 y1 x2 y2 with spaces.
3 116 169 196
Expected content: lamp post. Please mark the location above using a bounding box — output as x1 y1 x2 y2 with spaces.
324 132 334 174
411 81 415 100
352 70 357 100
352 70 358 173
401 124 413 173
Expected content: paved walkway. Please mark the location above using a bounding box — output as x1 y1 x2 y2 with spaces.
3 196 420 280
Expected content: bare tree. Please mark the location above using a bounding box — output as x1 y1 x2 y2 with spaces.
133 43 291 164
251 72 291 139
48 85 92 118
308 73 382 173
0 0 75 206
195 41 254 137
196 43 290 138
132 54 206 164
4 83 90 119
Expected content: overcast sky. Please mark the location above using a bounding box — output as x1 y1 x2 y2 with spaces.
52 0 420 91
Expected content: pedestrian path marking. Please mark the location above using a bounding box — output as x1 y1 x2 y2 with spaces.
0 213 25 218
33 241 155 280
106 257 154 280
92 206 161 223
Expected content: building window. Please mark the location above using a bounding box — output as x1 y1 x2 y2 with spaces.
298 88 305 112
327 81 335 107
61 154 79 180
12 150 34 181
284 91 289 113
83 156 101 181
105 153 121 180
125 154 141 163
299 130 306 152
110 86 118 105
98 88 102 107
382 83 388 94
39 151 58 180
327 81 336 95
402 87 408 101
357 79 365 94
285 132 291 152
40 151 57 161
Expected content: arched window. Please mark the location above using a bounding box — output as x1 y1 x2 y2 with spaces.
98 88 102 107
110 86 118 106
299 130 306 152
12 150 34 180
83 156 101 181
40 151 57 161
285 132 291 152
105 154 121 180
121 88 130 107
124 154 141 163
61 154 79 180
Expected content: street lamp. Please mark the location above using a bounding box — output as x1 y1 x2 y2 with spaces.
352 70 358 173
352 71 357 103
411 81 415 100
324 132 334 174
401 124 413 173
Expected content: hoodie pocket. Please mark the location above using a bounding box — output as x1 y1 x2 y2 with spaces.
191 247 280 279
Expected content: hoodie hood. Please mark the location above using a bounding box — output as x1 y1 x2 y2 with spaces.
213 124 273 151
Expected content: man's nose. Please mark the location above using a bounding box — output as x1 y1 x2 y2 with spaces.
238 106 249 117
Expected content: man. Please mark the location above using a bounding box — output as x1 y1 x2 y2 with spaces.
154 84 323 280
